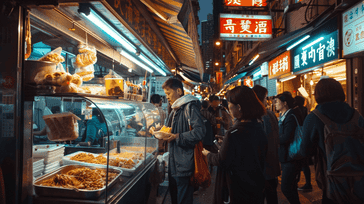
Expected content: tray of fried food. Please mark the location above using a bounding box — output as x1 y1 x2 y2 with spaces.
63 151 141 176
34 165 121 200
106 149 145 160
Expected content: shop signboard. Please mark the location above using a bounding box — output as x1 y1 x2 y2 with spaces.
220 14 272 41
292 30 338 73
260 62 269 76
244 76 254 87
224 0 267 7
342 1 364 56
268 51 291 79
216 72 223 84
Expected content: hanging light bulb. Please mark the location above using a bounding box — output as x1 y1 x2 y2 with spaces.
310 79 314 86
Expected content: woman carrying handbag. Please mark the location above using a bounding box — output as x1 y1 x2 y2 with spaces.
275 93 304 204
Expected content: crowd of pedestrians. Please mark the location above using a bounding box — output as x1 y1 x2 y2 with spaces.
152 77 364 204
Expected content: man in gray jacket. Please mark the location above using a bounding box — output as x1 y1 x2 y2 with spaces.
155 78 206 204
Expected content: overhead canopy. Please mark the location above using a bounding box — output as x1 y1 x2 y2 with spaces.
140 0 204 80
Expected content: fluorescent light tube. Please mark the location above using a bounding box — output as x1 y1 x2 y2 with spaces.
83 9 136 53
249 55 260 66
120 51 153 73
179 72 192 82
280 75 296 82
287 35 310 50
139 54 166 76
302 37 324 50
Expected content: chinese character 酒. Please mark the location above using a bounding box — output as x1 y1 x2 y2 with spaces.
240 20 252 33
255 21 267 33
224 19 237 33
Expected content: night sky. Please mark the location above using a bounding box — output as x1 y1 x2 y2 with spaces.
198 0 213 42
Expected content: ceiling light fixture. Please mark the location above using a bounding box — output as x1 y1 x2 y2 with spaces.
287 35 310 50
83 9 137 53
120 50 153 73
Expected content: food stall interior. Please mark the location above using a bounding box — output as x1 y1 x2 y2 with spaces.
23 3 163 203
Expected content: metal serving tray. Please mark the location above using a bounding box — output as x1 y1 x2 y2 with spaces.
34 165 122 200
62 151 141 177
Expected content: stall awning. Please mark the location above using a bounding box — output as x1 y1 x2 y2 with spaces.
224 72 247 85
141 0 204 80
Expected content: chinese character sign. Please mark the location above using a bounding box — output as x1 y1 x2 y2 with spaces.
224 0 267 7
220 14 272 41
292 31 338 73
244 77 254 87
342 1 364 56
216 72 223 84
268 51 291 78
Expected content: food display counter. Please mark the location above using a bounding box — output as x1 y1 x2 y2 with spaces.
29 94 160 203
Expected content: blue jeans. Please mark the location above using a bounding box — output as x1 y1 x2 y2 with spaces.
281 161 302 204
169 176 194 204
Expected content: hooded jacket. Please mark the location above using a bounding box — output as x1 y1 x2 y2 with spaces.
166 94 206 177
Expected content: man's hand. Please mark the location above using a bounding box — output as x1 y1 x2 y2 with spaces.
154 131 179 142
202 148 210 156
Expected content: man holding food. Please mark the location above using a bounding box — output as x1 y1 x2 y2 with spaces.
152 78 206 204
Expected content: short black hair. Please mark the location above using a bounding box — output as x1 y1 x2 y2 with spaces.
252 85 268 103
221 99 228 109
150 94 161 104
162 78 184 96
276 93 295 109
314 78 345 104
209 95 219 102
294 95 305 107
201 100 209 109
282 91 292 97
227 86 266 120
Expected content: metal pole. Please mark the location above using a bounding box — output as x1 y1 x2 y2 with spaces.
147 72 153 103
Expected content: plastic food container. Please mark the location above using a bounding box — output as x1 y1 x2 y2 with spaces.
43 112 81 141
105 78 124 96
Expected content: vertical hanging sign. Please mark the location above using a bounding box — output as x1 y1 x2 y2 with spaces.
244 76 254 87
216 72 223 84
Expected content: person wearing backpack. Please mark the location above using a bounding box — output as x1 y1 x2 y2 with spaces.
301 78 364 204
200 100 218 153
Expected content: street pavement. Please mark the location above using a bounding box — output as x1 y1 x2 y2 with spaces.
155 165 322 204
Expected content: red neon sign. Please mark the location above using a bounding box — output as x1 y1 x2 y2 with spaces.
224 0 267 7
220 14 272 41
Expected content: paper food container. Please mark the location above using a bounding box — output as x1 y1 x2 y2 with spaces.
43 112 81 141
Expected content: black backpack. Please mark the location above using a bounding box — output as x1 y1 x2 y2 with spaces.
313 109 364 203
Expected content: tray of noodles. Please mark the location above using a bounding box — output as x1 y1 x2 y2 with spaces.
33 165 122 200
62 151 141 176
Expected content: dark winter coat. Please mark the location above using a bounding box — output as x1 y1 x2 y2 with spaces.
207 120 268 204
301 101 364 200
278 109 304 163
166 94 206 177
262 110 281 180
208 106 233 133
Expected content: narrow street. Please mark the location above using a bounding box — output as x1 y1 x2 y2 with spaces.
156 165 322 204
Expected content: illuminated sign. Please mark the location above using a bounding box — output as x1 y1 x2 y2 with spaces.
244 77 254 87
268 51 291 78
216 72 223 84
224 0 267 7
292 31 338 73
342 1 364 56
220 14 272 41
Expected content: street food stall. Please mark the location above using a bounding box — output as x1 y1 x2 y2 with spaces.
0 0 205 203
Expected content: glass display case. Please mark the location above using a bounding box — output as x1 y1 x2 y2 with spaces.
31 94 160 203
